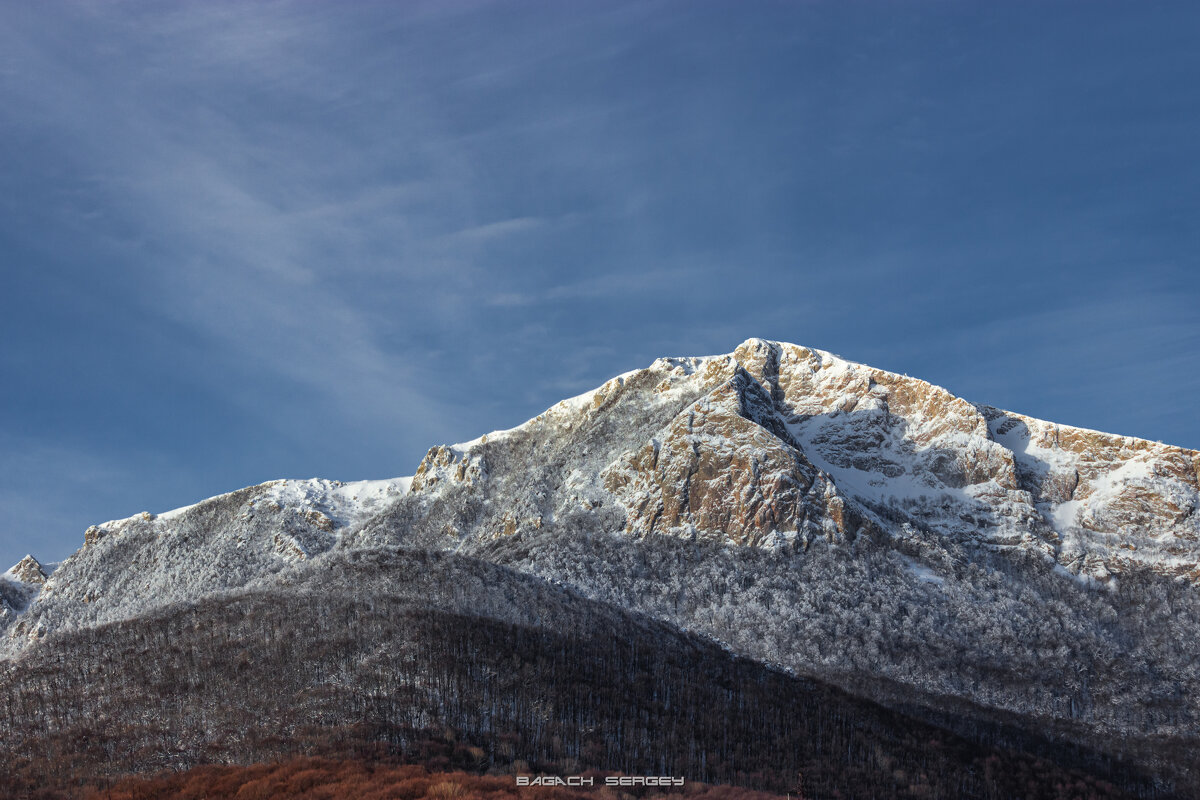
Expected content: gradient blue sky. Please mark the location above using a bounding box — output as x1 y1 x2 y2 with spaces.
2 1 1198 568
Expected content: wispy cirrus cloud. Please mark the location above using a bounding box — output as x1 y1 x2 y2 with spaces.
0 1 550 446
485 267 695 308
2 0 1199 571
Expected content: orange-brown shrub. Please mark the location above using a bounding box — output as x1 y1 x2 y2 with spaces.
426 780 466 800
389 776 433 800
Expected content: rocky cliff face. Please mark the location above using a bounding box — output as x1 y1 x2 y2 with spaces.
601 369 871 547
8 556 48 587
395 338 1199 585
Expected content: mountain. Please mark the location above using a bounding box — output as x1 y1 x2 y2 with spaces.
2 339 1198 797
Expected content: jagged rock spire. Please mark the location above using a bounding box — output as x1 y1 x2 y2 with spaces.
9 556 47 586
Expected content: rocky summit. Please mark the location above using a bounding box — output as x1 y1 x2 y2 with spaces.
3 339 1199 796
391 338 1199 581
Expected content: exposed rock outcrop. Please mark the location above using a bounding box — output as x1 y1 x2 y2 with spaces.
9 556 47 587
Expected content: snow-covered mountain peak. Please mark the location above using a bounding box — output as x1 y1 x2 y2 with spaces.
397 338 1199 584
5 338 1198 660
0 474 414 656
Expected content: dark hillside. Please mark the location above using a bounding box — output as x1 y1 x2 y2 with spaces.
0 549 1159 800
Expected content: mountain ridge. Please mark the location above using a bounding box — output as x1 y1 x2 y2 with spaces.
3 338 1198 794
7 337 1199 653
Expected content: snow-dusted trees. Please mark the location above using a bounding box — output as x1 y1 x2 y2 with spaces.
0 547 1154 800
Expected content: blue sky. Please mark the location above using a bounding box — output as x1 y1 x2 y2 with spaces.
2 1 1198 568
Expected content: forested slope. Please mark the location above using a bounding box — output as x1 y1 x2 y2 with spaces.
0 548 1155 800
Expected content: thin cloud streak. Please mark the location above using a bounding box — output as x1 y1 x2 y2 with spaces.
1 2 486 442
486 268 698 308
2 1 1198 569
